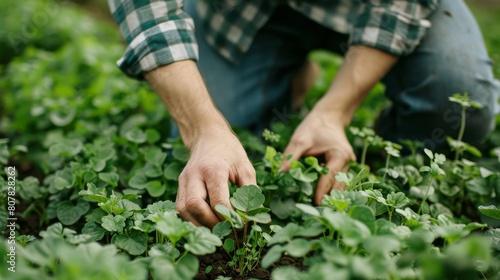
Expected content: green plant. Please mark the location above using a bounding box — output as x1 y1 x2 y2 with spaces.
447 92 483 161
214 185 272 276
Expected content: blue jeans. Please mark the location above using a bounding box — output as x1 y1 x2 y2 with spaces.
182 0 499 150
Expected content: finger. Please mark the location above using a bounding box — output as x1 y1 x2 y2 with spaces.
205 167 233 222
235 162 257 187
314 156 349 205
177 172 220 228
281 137 309 171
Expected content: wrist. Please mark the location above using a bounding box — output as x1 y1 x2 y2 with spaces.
313 93 355 127
178 110 232 150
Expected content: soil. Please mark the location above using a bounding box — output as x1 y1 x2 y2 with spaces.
195 248 305 280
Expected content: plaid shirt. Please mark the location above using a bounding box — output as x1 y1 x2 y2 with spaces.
108 0 440 79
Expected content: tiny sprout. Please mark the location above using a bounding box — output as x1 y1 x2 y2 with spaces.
448 93 483 109
262 129 281 144
448 93 484 161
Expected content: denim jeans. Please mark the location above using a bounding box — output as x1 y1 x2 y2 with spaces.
182 0 499 150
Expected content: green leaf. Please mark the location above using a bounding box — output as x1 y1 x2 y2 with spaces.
146 128 161 143
184 226 222 255
262 245 285 268
151 253 199 280
478 205 500 220
149 243 180 260
230 185 265 212
212 221 232 238
335 172 351 185
146 181 166 197
90 157 106 172
349 205 376 234
386 192 410 209
270 196 296 219
146 200 176 215
424 148 434 160
50 107 76 126
305 156 328 174
363 236 401 256
285 238 311 257
82 221 105 241
172 146 189 163
239 211 271 224
289 167 318 182
144 163 163 178
57 199 90 225
296 203 320 217
129 172 149 189
155 213 193 246
125 128 147 143
101 214 127 233
214 204 244 229
98 172 119 187
164 162 183 181
112 230 147 255
49 139 83 157
142 147 167 166
223 238 235 254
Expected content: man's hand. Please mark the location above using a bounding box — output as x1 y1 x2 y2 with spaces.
145 60 256 228
176 128 256 227
282 108 355 205
282 45 398 204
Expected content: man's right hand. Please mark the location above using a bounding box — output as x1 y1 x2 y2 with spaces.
176 128 256 227
145 60 255 228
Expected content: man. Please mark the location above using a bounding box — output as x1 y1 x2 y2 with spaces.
108 0 499 227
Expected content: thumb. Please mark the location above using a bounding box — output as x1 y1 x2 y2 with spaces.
281 138 308 171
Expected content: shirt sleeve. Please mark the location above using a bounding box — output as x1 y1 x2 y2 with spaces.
349 0 440 56
108 0 198 79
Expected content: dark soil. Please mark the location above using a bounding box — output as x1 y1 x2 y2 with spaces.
195 248 305 280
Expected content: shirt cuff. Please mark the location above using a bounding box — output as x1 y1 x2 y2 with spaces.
349 6 432 56
117 17 199 79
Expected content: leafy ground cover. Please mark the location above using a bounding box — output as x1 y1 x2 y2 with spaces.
1 1 500 279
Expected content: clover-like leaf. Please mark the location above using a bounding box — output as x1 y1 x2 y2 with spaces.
478 205 500 220
214 204 244 229
98 172 119 187
112 230 147 255
57 198 90 225
212 221 232 238
184 226 222 255
155 212 193 246
101 214 126 233
230 185 265 212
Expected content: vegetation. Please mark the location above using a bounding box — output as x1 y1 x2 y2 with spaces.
1 0 499 279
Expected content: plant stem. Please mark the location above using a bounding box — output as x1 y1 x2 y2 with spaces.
455 106 467 161
418 178 433 214
382 155 391 182
239 222 249 276
361 140 369 166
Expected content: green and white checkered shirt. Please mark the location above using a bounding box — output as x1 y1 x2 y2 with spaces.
108 0 440 79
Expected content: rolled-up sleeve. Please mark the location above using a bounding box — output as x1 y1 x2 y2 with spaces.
350 0 440 56
108 0 198 79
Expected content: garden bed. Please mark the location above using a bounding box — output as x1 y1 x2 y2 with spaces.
1 1 500 279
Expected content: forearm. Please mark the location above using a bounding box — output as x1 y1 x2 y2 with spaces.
145 60 230 149
315 45 398 126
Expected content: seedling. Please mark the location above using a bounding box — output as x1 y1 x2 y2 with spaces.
214 185 272 276
448 93 483 161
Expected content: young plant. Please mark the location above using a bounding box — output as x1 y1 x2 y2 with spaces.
417 149 446 214
214 185 272 276
447 93 483 161
380 141 402 182
349 127 383 166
